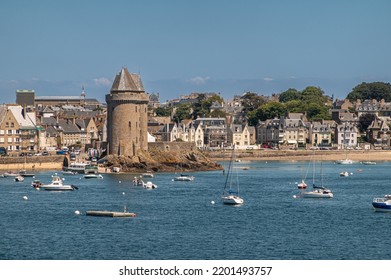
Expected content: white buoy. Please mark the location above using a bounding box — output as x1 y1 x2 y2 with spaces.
74 210 81 215
122 192 125 195
119 181 121 183
211 200 215 205
22 196 28 200
293 195 297 199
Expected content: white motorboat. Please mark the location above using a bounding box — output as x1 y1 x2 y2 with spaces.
83 174 103 179
339 171 349 177
14 175 24 182
173 174 195 181
3 171 18 177
40 174 78 191
142 171 154 178
362 161 376 165
335 159 354 164
19 170 35 178
133 177 144 186
143 181 157 189
372 195 391 212
31 180 43 189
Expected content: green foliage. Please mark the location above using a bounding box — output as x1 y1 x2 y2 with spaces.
347 82 391 102
358 113 377 133
192 94 224 118
300 86 327 105
279 88 301 103
256 102 287 121
173 103 192 123
154 107 171 117
241 92 266 113
247 110 259 126
306 103 330 121
285 100 305 112
209 109 226 118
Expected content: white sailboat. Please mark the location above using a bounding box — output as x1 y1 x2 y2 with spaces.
302 154 333 198
222 146 244 205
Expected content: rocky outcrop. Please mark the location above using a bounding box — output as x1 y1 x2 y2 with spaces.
106 148 222 172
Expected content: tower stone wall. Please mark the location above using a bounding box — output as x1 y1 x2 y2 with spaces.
106 68 149 157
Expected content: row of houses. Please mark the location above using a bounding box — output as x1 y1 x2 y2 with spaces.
4 88 391 154
0 104 105 154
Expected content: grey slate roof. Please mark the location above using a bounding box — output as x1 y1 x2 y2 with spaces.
110 68 144 92
58 119 81 133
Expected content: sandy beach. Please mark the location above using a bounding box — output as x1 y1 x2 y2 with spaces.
207 149 391 162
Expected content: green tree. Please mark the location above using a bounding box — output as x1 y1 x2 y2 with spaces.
279 88 301 103
285 100 306 113
210 109 226 118
256 102 286 121
347 82 391 102
306 103 330 121
241 92 266 113
358 113 377 133
154 107 171 117
192 94 224 118
173 103 192 123
300 86 327 105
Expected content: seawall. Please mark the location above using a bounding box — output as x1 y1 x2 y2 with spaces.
0 156 64 171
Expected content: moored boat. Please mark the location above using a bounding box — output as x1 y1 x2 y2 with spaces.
173 174 195 181
142 171 154 178
297 180 307 189
143 181 157 189
362 161 376 165
222 145 244 205
31 180 43 188
63 162 89 174
372 195 391 212
335 159 354 164
302 186 333 198
340 171 349 177
83 173 103 179
19 170 35 177
40 174 78 191
3 171 18 177
14 175 24 182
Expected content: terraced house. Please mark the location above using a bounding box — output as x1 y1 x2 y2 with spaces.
0 105 38 154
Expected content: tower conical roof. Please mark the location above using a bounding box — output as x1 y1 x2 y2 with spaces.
110 67 144 92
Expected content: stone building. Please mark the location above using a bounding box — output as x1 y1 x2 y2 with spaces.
106 68 149 157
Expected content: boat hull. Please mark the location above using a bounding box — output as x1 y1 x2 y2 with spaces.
41 185 76 191
372 202 391 212
372 197 391 212
302 190 333 198
222 195 244 205
173 176 194 181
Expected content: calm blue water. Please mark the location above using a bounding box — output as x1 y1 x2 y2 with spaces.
1 160 391 260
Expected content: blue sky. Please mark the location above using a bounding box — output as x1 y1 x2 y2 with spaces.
1 0 390 104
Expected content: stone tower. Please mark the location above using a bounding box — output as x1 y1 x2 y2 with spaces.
106 68 149 157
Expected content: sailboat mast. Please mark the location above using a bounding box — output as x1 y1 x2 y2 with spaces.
222 145 235 194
